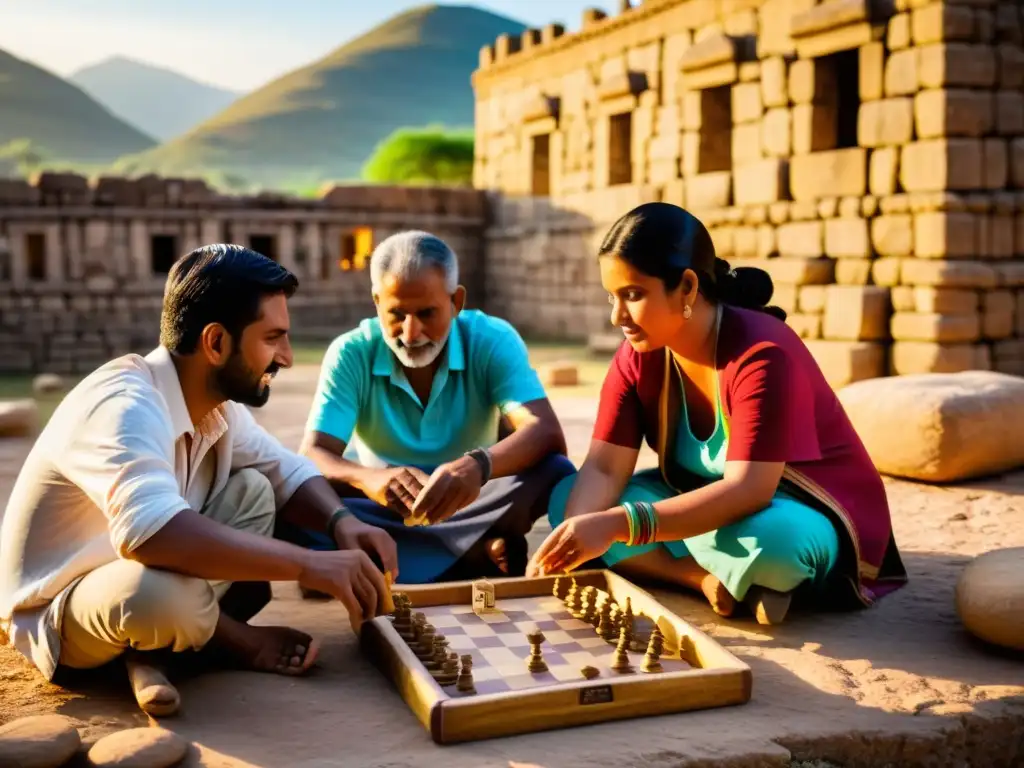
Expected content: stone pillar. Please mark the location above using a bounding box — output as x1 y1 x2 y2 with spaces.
44 222 63 282
9 226 26 286
129 220 149 279
182 220 200 254
200 218 221 245
65 221 83 280
277 222 297 273
303 221 323 281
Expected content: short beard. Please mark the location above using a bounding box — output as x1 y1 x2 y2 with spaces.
215 350 276 408
383 324 452 369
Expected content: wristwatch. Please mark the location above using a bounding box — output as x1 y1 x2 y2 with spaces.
326 506 353 540
465 447 493 485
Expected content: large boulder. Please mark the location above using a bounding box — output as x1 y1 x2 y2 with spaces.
955 547 1024 651
837 371 1024 483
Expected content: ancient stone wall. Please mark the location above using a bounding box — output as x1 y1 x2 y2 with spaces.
0 174 487 374
473 0 1024 389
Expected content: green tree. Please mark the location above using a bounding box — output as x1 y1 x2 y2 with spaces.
362 126 474 185
0 139 48 176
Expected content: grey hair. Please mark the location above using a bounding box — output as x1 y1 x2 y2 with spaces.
369 230 459 293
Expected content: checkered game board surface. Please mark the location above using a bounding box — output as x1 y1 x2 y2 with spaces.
416 596 692 696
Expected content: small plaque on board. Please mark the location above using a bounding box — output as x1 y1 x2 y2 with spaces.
472 579 497 614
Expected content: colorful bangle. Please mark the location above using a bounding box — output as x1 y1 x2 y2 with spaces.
622 501 658 547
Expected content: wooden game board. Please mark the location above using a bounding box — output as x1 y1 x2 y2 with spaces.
359 569 752 744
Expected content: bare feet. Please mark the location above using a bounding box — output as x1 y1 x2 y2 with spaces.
701 573 736 617
485 538 509 574
125 655 180 717
211 616 321 676
745 586 793 625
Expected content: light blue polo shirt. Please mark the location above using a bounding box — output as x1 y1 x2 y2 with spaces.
305 309 548 470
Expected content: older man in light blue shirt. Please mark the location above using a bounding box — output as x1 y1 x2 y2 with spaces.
288 230 575 583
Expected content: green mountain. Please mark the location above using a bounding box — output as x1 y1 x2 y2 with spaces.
70 56 241 142
113 3 526 190
0 48 156 166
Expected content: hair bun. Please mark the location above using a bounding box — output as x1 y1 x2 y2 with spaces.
711 258 786 319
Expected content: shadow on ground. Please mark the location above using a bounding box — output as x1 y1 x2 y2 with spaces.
13 550 1013 768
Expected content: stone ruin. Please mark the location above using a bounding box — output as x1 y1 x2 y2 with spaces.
472 0 1024 389
3 0 1024 388
0 173 487 374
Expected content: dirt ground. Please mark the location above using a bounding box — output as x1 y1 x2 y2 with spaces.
1 365 1022 768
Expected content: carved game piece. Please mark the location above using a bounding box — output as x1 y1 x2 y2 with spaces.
526 630 548 673
580 665 600 679
597 600 617 642
457 654 476 693
552 576 564 600
610 624 634 673
564 578 579 612
641 626 665 673
472 579 497 615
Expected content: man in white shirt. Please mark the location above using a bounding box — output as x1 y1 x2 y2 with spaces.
0 243 397 716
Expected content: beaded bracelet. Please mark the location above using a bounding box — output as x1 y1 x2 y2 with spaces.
622 501 659 547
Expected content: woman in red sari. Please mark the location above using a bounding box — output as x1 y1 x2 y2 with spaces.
528 203 907 624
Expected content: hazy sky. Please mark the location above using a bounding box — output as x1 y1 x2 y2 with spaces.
1 1 617 92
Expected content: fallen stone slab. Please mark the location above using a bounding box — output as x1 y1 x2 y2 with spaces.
87 727 189 768
0 399 38 438
0 714 81 768
837 371 1024 483
956 546 1024 652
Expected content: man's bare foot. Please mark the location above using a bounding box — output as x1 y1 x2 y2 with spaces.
125 655 180 717
701 573 736 617
485 538 508 574
211 616 321 676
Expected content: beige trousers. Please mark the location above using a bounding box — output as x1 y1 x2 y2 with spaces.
58 468 276 670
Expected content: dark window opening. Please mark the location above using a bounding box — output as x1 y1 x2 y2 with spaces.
250 234 277 262
150 234 177 274
699 85 733 173
26 233 46 281
817 48 860 150
608 112 633 186
531 133 551 196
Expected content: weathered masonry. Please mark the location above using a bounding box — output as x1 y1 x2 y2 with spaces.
0 174 486 374
473 0 1024 388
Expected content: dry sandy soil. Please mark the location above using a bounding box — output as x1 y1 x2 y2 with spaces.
1 365 1022 768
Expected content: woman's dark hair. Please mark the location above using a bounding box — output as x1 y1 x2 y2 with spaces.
598 202 786 321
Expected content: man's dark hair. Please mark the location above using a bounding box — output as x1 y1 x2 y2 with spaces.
160 243 299 355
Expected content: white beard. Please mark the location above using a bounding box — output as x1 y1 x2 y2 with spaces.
384 324 452 369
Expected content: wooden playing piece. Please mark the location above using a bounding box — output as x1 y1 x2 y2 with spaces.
564 578 579 612
597 600 617 642
456 654 475 693
580 665 600 680
610 624 634 672
552 576 564 600
526 630 548 673
641 626 665 673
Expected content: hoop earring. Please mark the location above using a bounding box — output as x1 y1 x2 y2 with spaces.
683 305 692 320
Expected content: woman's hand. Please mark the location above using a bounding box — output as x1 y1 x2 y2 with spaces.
527 509 627 576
